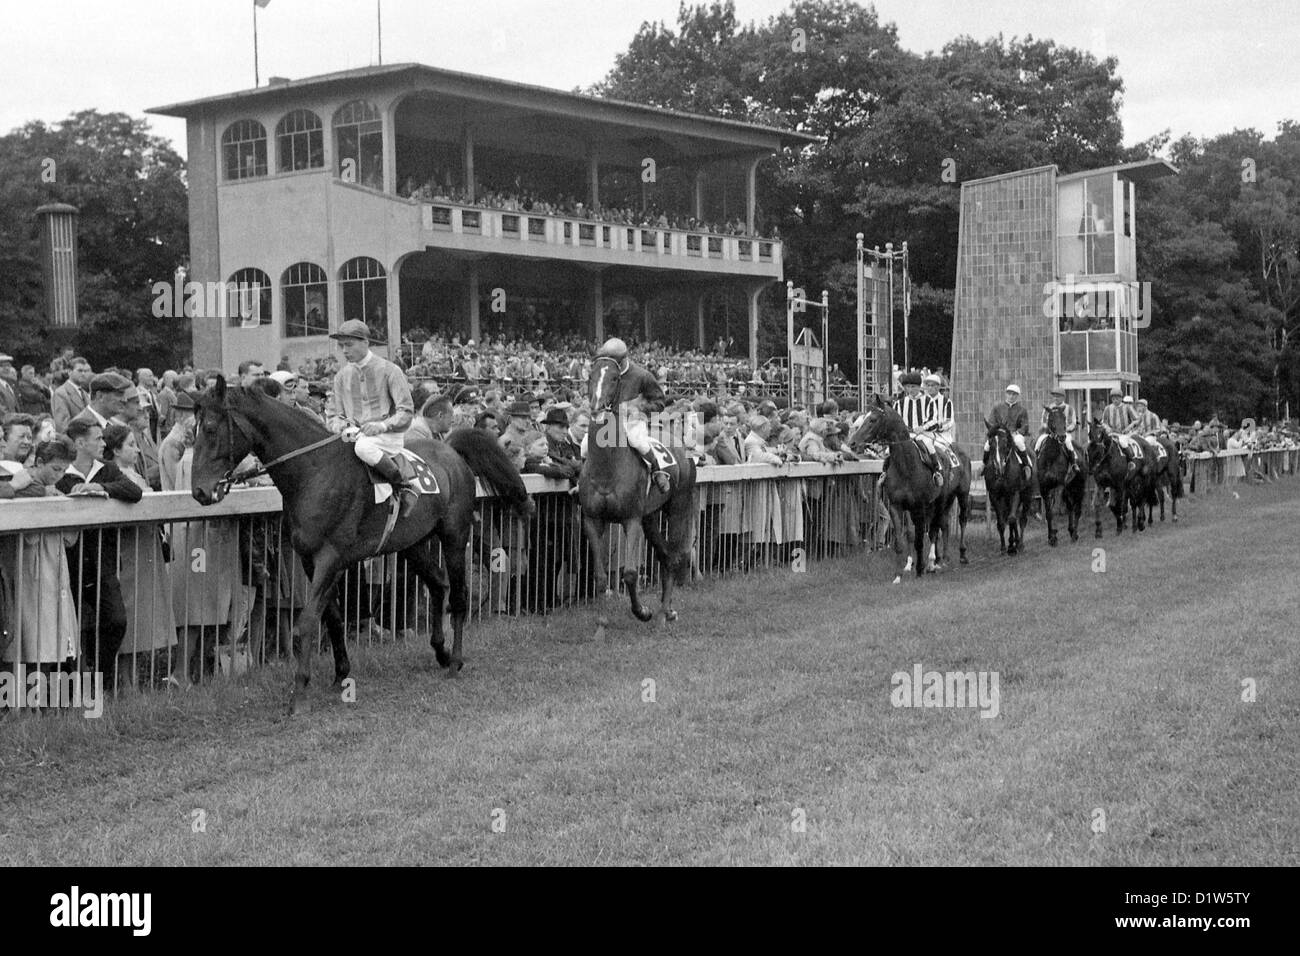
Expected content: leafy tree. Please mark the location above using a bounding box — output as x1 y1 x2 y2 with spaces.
0 109 189 372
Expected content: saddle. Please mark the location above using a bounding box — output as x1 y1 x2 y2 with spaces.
1138 435 1168 461
639 439 677 495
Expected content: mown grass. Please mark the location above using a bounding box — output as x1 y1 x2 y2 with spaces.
2 480 1297 865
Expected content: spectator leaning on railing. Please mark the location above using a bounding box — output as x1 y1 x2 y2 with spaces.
57 418 143 686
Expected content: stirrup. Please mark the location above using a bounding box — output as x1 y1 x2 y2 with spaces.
652 470 672 493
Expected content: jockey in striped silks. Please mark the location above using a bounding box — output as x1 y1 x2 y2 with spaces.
895 371 943 486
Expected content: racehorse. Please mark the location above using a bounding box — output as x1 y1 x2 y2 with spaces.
983 422 1031 555
1035 406 1088 546
578 356 697 641
190 378 532 714
1133 433 1183 525
1086 419 1132 537
850 394 970 582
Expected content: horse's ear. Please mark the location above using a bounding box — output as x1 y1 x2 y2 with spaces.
984 417 993 430
212 374 227 402
873 392 884 408
1043 404 1052 413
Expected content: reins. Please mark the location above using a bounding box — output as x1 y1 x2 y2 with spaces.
215 410 341 496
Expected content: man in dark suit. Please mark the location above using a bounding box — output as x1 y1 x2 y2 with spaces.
57 418 144 686
51 357 93 431
17 365 52 415
0 354 18 417
542 407 582 475
70 372 131 430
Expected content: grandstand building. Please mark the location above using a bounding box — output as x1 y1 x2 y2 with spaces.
950 159 1176 445
148 64 816 373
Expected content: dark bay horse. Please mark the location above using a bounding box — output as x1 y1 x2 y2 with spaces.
1133 434 1183 525
190 378 532 714
1086 419 1132 537
851 394 970 582
1035 406 1088 546
578 357 697 641
984 422 1031 555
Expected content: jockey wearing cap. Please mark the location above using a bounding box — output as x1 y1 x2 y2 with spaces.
1125 396 1167 460
588 337 672 493
1101 389 1142 472
983 384 1033 477
895 372 944 485
327 319 417 516
1034 387 1080 482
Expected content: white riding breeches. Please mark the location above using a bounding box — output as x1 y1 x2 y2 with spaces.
1034 433 1077 454
912 432 937 454
1114 433 1141 455
579 410 652 457
345 428 404 466
984 433 1027 452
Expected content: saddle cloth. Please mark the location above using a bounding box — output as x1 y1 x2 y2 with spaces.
1139 435 1168 460
368 448 441 504
648 439 677 471
912 435 959 470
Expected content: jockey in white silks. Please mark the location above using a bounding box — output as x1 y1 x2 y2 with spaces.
326 319 417 516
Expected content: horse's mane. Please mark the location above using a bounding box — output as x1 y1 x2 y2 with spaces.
225 385 332 440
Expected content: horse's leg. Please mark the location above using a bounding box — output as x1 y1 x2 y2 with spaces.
651 486 695 623
400 542 450 668
619 518 653 622
1044 482 1058 546
442 530 470 674
290 547 342 716
1093 480 1104 539
889 501 909 584
641 514 674 625
322 592 348 686
958 484 970 565
582 514 612 642
912 506 928 577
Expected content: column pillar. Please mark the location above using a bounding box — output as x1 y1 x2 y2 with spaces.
747 284 764 370
466 262 481 343
462 125 475 202
588 150 600 208
694 169 705 220
382 105 397 194
386 266 401 358
643 298 651 344
745 156 761 234
592 271 604 341
696 291 707 350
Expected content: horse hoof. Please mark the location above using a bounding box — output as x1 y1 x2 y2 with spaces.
1049 537 1058 547
959 555 969 565
288 696 311 717
593 625 606 644
433 645 451 668
444 661 463 679
664 610 678 622
892 576 902 585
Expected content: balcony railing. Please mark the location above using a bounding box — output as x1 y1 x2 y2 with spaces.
416 201 780 266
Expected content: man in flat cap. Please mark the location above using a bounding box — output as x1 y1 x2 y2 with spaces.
326 319 417 516
69 371 132 430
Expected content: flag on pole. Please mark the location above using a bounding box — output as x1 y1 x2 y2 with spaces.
255 0 271 8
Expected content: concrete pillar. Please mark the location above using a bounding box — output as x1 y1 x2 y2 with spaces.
696 292 707 349
747 284 764 370
643 298 651 344
463 125 475 201
694 169 705 220
467 263 480 343
745 157 761 235
588 150 599 208
592 271 604 341
382 104 397 194
386 266 401 355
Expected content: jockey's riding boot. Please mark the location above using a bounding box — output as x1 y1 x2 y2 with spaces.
925 450 943 487
1018 449 1033 478
1064 451 1079 484
371 455 417 518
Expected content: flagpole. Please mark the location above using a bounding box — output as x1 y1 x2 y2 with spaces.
377 0 383 65
253 0 260 87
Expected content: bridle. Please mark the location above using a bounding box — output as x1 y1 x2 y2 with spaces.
209 399 341 498
590 355 626 419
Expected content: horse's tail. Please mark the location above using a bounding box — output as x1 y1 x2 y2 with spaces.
445 428 535 519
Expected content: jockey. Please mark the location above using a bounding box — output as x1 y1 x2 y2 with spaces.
1101 388 1141 473
1126 396 1167 460
592 337 671 493
1034 386 1080 481
893 371 942 485
984 383 1033 477
916 373 953 485
326 319 417 516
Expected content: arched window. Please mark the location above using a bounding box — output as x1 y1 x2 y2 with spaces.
339 257 387 340
333 100 384 189
275 110 324 172
282 262 329 338
222 119 268 180
226 267 272 328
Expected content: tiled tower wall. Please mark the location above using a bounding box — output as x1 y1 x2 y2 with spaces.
950 168 1057 448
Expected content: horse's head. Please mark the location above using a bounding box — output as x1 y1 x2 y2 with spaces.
588 355 624 423
191 376 254 505
1044 404 1067 439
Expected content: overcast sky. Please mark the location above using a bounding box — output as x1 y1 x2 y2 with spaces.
4 0 1295 157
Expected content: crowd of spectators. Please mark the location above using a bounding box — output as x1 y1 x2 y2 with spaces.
397 175 779 240
2 337 1297 705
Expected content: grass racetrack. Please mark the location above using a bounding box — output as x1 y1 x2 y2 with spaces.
3 479 1298 866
